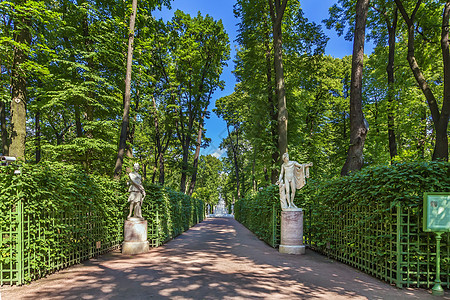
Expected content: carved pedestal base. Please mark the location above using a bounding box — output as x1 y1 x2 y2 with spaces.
122 218 149 255
279 209 305 255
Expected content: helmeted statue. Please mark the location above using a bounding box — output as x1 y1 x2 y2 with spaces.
127 163 146 220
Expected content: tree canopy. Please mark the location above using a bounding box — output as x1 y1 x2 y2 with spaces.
1 0 448 205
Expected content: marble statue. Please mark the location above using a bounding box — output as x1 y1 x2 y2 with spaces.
127 163 146 220
277 153 312 210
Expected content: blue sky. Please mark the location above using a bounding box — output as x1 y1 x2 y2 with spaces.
153 0 372 158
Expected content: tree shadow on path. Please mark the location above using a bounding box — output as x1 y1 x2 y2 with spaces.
1 218 442 300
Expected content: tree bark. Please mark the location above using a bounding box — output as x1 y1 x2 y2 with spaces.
264 16 279 184
0 100 8 155
437 1 450 161
269 0 288 161
114 0 137 179
386 8 398 161
228 125 241 199
341 0 370 176
395 0 449 161
180 142 190 193
9 5 31 160
152 96 166 185
187 111 206 196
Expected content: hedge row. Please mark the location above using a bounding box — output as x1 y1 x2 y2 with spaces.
0 162 126 284
298 161 450 288
0 162 204 284
234 185 280 247
144 184 205 245
235 161 450 288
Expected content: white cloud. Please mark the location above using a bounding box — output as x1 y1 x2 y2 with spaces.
211 148 226 158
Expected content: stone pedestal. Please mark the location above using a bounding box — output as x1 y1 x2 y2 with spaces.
122 218 149 255
279 209 305 255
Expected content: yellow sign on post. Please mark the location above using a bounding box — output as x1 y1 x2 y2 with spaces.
423 192 450 296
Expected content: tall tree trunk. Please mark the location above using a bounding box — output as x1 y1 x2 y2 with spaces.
252 148 257 191
178 101 192 193
418 104 427 159
10 6 30 160
0 100 8 155
180 142 190 193
187 111 206 196
386 8 398 161
264 16 279 184
126 67 142 161
152 96 166 185
395 0 449 161
227 125 241 199
437 1 450 161
341 0 370 176
269 0 288 159
114 0 137 179
74 105 83 137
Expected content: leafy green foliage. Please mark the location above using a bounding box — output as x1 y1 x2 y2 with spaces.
236 161 450 287
234 185 280 247
299 161 450 287
0 161 204 284
0 161 126 283
142 183 205 245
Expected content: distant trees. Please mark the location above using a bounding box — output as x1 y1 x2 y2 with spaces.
0 0 230 202
216 0 449 198
1 0 448 203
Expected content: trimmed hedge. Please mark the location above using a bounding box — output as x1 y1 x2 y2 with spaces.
235 185 280 247
0 162 125 284
144 184 205 246
236 161 450 288
298 161 450 288
0 162 205 284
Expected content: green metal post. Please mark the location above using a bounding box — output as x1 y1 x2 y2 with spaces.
156 209 160 247
17 198 23 285
432 232 444 296
396 203 402 288
272 204 276 248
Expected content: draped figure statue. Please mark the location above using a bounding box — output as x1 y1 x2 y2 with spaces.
277 153 312 210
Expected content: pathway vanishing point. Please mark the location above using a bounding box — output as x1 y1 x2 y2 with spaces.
1 217 446 299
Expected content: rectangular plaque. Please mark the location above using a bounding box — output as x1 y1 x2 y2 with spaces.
423 193 450 232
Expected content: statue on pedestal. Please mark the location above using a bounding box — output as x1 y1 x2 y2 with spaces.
277 153 312 210
127 163 146 220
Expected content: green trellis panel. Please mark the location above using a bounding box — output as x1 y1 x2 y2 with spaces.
1 202 123 285
303 201 449 289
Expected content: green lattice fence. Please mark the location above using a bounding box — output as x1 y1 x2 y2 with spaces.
236 161 449 289
1 194 124 285
303 201 449 289
300 161 450 289
235 186 281 248
0 163 205 285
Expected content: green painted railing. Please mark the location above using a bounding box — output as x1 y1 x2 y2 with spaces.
234 187 281 248
0 166 205 286
0 199 123 285
303 201 449 289
236 168 449 290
